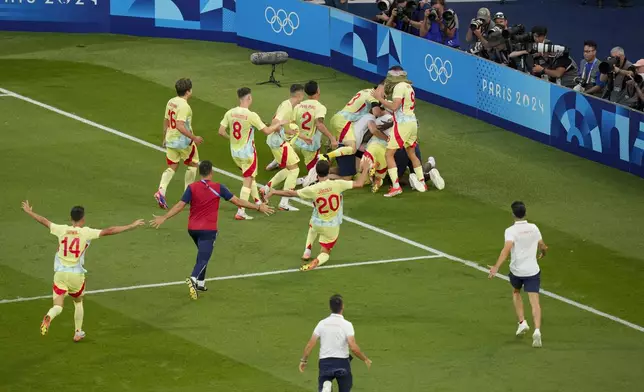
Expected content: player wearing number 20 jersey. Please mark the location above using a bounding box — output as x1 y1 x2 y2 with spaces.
21 202 143 342
266 160 369 271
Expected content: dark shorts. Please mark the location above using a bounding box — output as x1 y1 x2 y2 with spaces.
336 146 357 177
394 144 422 177
509 271 541 293
319 357 352 392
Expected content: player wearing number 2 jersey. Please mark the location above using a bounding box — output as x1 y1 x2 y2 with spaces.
155 78 204 210
218 87 285 220
291 81 338 187
372 66 427 198
21 201 144 342
267 160 369 271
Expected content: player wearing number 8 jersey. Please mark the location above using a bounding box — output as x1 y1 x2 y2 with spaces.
218 87 285 220
372 66 427 197
155 78 204 210
267 160 369 271
21 201 144 342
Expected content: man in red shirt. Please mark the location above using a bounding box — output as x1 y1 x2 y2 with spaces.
150 160 274 300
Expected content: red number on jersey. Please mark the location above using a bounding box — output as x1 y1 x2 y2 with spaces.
61 237 81 258
314 194 341 214
232 121 242 140
301 112 312 131
346 93 362 106
168 110 177 129
409 91 416 111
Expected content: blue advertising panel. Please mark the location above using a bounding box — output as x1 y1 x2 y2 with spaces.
0 0 109 32
235 0 330 62
549 84 644 176
475 58 551 136
110 0 235 41
402 34 477 109
329 9 400 82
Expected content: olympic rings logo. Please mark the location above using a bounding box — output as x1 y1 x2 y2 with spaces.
265 6 300 36
424 54 453 85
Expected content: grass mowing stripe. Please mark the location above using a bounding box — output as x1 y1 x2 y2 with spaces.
0 255 440 304
2 86 643 334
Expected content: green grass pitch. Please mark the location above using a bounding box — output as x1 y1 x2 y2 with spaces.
0 32 643 391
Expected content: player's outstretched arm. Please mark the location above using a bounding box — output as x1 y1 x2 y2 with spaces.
150 201 187 228
228 196 275 216
316 119 338 148
21 200 51 228
218 125 230 140
352 159 372 188
260 120 289 135
100 219 145 237
488 240 513 278
348 336 372 369
267 189 299 200
299 334 319 373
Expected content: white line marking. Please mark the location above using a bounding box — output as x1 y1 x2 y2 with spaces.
1 87 642 334
0 93 13 97
0 255 440 304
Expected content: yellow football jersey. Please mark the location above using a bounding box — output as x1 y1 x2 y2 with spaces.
392 82 416 123
291 99 327 141
164 97 193 149
50 224 102 274
297 179 353 227
338 89 379 122
267 99 295 148
220 107 266 159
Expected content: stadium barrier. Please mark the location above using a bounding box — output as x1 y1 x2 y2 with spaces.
1 0 642 178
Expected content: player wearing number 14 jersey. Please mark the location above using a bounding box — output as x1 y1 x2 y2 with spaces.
218 87 285 220
155 78 204 209
267 160 369 271
21 201 144 342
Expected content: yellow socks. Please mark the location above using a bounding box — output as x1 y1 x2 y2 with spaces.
317 253 330 266
250 180 260 203
305 227 316 250
413 166 425 182
46 305 63 321
327 146 354 159
184 167 197 189
388 168 400 189
159 168 176 195
74 301 84 331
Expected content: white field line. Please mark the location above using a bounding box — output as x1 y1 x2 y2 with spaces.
1 87 643 334
0 255 440 304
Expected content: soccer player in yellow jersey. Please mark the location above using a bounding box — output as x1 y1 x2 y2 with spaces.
155 78 204 209
291 81 338 187
21 201 144 342
218 87 286 220
325 82 383 160
372 66 427 197
266 160 369 271
259 84 305 211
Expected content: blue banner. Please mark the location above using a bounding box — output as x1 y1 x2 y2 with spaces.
0 0 109 32
236 0 330 59
402 34 478 109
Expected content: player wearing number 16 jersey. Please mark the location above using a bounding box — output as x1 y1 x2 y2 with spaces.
218 87 285 220
21 201 144 342
155 78 204 210
266 160 369 271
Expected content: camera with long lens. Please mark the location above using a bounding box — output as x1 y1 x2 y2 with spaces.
428 8 439 21
531 42 568 56
573 77 588 92
442 9 456 29
501 24 525 40
633 73 644 84
470 18 486 31
376 0 393 12
395 0 418 21
598 56 618 74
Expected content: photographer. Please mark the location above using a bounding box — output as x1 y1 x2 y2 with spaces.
533 49 579 89
625 59 644 111
466 8 491 55
574 40 605 96
599 46 637 105
409 0 459 48
484 12 511 64
385 0 414 32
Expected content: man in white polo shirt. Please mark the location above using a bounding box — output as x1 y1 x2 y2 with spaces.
488 201 549 348
298 294 372 392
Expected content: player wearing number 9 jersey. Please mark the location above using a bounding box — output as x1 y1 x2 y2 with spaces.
218 87 285 220
266 160 369 271
372 66 427 198
21 201 144 342
155 78 204 210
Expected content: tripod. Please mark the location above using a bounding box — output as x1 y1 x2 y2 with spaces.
257 64 281 87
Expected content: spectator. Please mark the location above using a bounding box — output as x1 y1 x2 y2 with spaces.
600 46 636 104
575 40 605 96
533 52 579 89
324 0 349 12
466 7 491 56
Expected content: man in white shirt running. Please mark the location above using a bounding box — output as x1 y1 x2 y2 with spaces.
488 201 548 348
299 294 372 392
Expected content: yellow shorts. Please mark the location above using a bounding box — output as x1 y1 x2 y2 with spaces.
388 121 418 150
271 143 300 168
233 150 258 178
53 272 86 298
293 145 320 171
311 224 340 251
166 143 199 166
330 113 355 144
363 142 388 178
